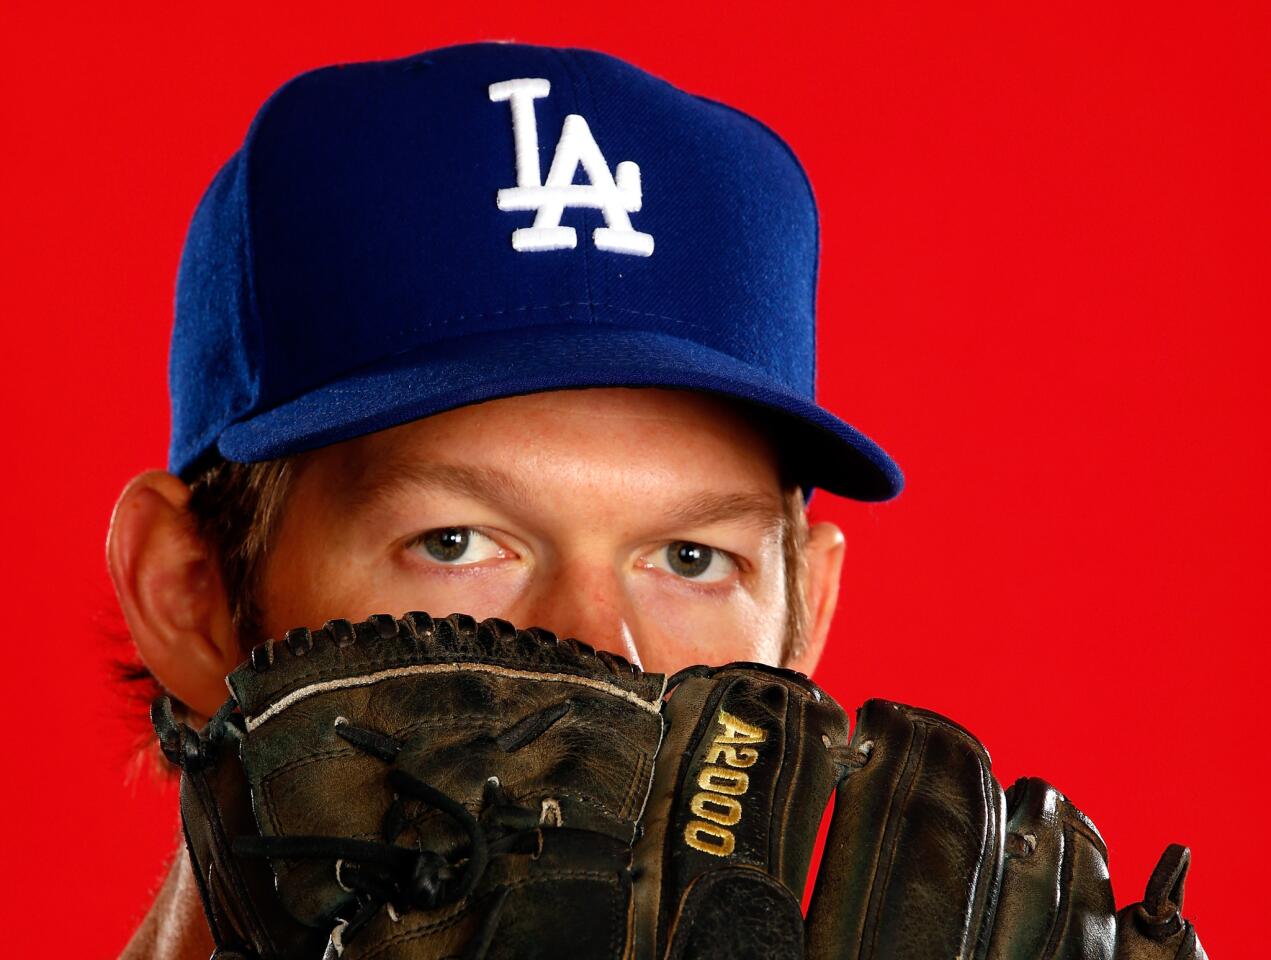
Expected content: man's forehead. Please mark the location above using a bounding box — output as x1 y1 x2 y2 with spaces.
301 388 789 531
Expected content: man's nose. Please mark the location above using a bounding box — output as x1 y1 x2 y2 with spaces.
513 558 642 667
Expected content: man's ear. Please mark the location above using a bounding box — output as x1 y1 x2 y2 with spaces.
106 470 239 717
784 520 845 676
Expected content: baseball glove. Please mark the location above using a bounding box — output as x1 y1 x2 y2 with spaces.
634 663 1208 960
153 612 1207 959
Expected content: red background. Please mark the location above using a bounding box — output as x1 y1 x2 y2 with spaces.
2 2 1265 955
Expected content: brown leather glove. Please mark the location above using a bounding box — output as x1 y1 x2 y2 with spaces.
633 666 1209 960
153 612 666 959
153 613 1208 959
1115 844 1209 960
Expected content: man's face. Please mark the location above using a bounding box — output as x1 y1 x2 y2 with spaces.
256 388 804 675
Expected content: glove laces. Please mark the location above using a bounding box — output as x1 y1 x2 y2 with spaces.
235 703 573 959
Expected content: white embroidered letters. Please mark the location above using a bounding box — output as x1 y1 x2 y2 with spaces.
489 77 653 257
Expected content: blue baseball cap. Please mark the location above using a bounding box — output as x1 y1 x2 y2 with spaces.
170 41 903 500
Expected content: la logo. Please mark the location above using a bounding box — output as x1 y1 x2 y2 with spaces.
489 78 654 257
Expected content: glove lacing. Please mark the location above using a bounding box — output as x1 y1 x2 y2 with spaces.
234 705 572 960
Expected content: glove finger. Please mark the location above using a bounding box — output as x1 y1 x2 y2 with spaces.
804 699 1006 960
152 697 323 959
984 777 1116 960
631 664 849 960
1114 844 1208 960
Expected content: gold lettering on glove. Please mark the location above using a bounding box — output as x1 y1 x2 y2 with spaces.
684 710 766 856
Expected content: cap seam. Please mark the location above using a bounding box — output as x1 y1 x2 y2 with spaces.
568 49 612 318
686 92 821 392
232 59 357 413
551 46 597 325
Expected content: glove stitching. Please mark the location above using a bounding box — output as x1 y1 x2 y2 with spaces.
616 750 652 821
243 660 662 730
240 646 652 703
864 719 926 960
769 687 798 886
968 743 1004 958
1039 821 1074 958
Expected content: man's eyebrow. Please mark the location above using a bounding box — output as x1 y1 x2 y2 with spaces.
342 460 533 512
662 491 787 535
342 460 783 533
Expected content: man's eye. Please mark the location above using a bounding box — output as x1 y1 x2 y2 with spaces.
410 527 504 565
648 541 736 583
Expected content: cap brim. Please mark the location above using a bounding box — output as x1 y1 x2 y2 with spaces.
218 325 903 501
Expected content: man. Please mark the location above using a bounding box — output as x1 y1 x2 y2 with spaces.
109 41 905 957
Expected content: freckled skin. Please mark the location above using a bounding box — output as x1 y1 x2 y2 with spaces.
260 388 793 675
